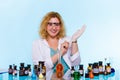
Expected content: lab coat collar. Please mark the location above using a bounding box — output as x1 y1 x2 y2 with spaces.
43 39 49 47
42 38 63 49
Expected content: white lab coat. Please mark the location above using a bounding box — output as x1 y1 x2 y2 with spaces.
32 36 81 71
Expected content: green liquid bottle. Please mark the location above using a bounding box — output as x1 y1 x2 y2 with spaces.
73 71 81 80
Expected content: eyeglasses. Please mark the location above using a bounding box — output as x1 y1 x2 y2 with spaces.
47 22 61 26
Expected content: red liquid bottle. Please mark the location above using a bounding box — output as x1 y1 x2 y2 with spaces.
56 49 64 78
89 70 94 79
56 63 64 78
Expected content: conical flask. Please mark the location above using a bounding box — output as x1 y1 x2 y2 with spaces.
56 49 64 78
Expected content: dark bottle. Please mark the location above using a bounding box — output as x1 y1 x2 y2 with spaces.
79 65 84 76
71 66 75 77
27 64 31 73
19 67 24 76
20 63 24 67
37 67 40 77
104 65 108 75
28 68 32 76
8 65 13 74
38 61 43 68
85 71 89 78
99 61 104 74
20 63 25 72
93 63 99 76
111 68 115 73
27 64 32 76
27 64 31 70
24 67 29 76
13 65 17 76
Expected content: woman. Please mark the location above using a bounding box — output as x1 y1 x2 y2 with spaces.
32 11 86 72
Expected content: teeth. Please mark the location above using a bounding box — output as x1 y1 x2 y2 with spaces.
51 30 56 33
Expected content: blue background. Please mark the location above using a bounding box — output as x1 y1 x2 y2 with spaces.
0 0 120 70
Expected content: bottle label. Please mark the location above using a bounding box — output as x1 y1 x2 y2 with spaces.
71 70 74 74
99 67 103 72
107 67 111 73
93 68 99 73
88 67 92 71
13 70 17 75
9 69 13 73
79 70 84 74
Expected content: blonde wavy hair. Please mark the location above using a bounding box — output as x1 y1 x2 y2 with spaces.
39 11 66 39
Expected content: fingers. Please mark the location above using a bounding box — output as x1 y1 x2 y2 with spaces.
74 24 86 34
60 41 69 56
79 24 86 33
82 24 87 30
62 41 69 49
77 24 86 36
72 24 87 42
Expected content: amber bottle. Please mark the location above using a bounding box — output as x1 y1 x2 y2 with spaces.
41 61 46 76
106 63 111 74
87 63 92 72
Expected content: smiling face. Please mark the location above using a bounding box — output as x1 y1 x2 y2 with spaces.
39 12 66 39
46 17 61 39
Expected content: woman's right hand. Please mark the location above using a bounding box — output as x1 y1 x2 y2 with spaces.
60 41 69 56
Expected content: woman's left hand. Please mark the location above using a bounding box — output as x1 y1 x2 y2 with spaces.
72 24 86 42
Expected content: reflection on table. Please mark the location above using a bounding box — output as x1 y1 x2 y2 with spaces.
0 69 118 80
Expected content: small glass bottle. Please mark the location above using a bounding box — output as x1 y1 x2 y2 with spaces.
8 65 13 74
34 65 38 75
38 61 44 78
24 67 29 76
20 63 24 67
41 61 46 76
73 71 81 79
79 65 84 76
89 70 94 79
38 61 42 68
27 64 31 70
93 63 99 76
37 67 40 77
87 63 92 72
19 63 25 76
31 65 37 79
106 63 111 74
13 65 17 76
99 61 104 74
71 66 75 77
19 67 24 76
38 67 44 79
85 70 89 78
27 64 32 76
104 65 107 75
